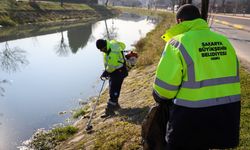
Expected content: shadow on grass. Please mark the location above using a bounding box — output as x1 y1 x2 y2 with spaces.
117 106 150 125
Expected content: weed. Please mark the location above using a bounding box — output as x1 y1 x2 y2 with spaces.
72 105 89 119
27 126 78 149
0 15 16 26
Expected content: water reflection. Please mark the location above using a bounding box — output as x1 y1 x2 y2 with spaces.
0 79 11 96
0 42 29 73
54 31 70 57
103 19 118 40
67 24 92 53
119 13 144 22
147 16 161 25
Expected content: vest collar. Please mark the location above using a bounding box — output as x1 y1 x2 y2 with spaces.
104 40 111 55
106 40 111 50
161 18 209 42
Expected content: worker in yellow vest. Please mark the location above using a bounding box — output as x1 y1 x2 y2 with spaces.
96 39 128 118
153 4 241 149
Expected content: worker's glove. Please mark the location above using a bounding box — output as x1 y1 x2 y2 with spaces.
100 70 110 80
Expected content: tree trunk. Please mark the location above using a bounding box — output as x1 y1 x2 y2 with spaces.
221 0 226 8
211 0 217 13
201 0 210 21
60 0 63 7
105 0 109 6
170 0 175 13
178 0 192 6
187 0 192 4
179 0 186 5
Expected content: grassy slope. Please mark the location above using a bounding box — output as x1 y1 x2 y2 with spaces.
56 7 250 150
239 68 250 149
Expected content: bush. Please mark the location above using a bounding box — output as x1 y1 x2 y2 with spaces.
0 15 16 26
72 106 88 119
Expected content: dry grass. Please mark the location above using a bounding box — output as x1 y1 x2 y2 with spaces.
238 68 250 149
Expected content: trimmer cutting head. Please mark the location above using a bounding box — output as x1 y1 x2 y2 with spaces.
85 125 93 134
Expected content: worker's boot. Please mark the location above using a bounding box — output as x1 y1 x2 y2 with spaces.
113 103 121 111
100 107 115 118
100 102 120 118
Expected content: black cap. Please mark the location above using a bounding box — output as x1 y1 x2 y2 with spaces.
96 39 106 50
176 4 201 21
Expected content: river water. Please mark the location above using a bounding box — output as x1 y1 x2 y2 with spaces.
0 13 157 150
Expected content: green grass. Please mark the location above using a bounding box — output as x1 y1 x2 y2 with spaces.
238 68 250 149
0 15 16 26
1 1 93 11
0 0 15 12
29 126 78 149
51 126 79 141
72 106 89 119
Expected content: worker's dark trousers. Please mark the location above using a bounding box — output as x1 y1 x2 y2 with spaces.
165 144 209 150
107 75 125 107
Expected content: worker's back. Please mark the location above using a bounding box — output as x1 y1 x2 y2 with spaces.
172 19 240 107
153 4 241 150
166 19 241 149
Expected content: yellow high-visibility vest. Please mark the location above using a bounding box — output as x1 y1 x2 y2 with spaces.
153 18 240 108
104 40 126 73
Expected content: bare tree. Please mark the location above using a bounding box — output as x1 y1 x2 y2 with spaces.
60 0 64 7
179 0 192 5
0 42 29 73
170 0 176 13
179 0 186 5
221 0 226 8
0 79 11 97
105 0 109 6
211 0 217 12
55 31 70 57
0 80 6 97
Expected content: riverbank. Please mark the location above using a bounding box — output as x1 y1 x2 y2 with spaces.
28 7 250 150
0 1 117 42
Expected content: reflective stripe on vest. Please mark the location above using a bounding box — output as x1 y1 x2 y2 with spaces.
169 39 240 107
155 77 179 91
174 94 240 108
169 39 240 88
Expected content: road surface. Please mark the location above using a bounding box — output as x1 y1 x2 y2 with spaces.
210 14 250 71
